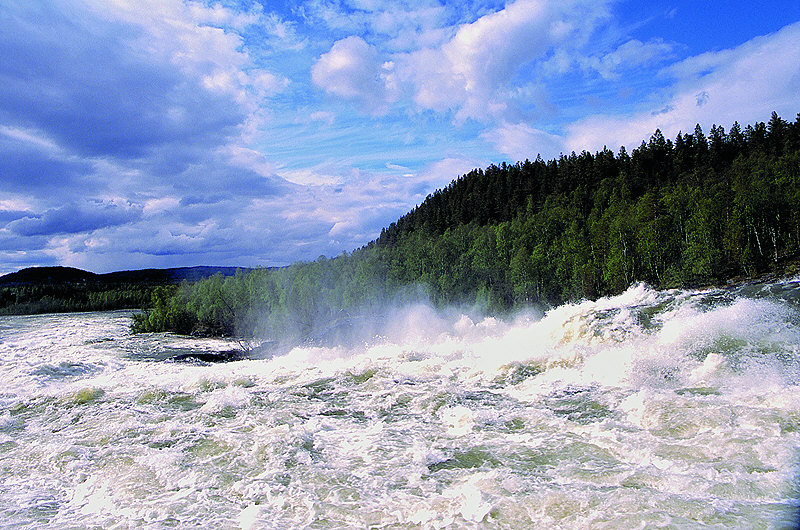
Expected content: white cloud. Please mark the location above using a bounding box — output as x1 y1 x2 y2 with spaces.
7 200 142 236
566 22 800 153
298 0 361 33
5 1 796 276
415 156 487 191
0 198 33 212
143 197 180 216
223 146 278 179
310 111 336 125
482 122 565 161
0 125 61 153
279 167 344 186
312 36 398 114
254 155 489 258
299 0 449 50
261 13 306 49
385 161 411 172
403 0 612 122
583 38 675 80
88 0 287 113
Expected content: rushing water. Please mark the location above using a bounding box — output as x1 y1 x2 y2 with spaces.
1 281 800 528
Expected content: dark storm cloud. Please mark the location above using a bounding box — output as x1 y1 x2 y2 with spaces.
0 209 32 224
7 201 142 237
0 3 244 161
171 164 293 201
0 229 48 251
0 0 296 273
0 133 93 192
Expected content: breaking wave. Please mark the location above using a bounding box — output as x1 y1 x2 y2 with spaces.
1 280 799 527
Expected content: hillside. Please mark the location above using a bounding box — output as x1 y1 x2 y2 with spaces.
0 265 248 286
0 266 98 285
0 266 250 315
131 112 800 341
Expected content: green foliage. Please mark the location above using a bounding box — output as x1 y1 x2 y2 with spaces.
0 282 154 315
131 285 195 335
133 112 800 341
0 266 247 316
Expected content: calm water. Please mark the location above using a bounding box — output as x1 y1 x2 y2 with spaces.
1 281 799 528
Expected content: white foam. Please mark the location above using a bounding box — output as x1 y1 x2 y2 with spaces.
1 283 798 528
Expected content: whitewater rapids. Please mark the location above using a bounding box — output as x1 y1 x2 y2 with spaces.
1 281 799 528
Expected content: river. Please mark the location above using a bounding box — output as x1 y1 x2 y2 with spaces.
1 280 799 528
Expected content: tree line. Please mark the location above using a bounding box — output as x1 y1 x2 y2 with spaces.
132 112 800 341
0 282 154 315
0 266 246 316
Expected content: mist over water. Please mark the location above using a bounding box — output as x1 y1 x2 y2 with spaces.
1 281 799 528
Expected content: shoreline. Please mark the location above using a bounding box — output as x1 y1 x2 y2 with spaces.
3 258 799 318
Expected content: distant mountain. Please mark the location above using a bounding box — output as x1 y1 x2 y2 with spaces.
0 266 98 285
0 265 250 286
99 266 251 284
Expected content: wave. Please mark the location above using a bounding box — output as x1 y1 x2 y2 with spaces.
0 281 798 527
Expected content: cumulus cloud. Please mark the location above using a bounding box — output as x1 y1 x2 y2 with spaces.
254 155 490 258
414 156 488 192
0 0 298 273
1 4 232 159
0 1 289 168
0 208 32 225
566 22 800 152
583 38 675 79
7 201 142 237
482 122 565 162
309 110 336 125
299 0 449 49
312 36 398 114
306 0 614 122
403 0 612 122
3 1 797 276
0 127 93 192
91 0 286 102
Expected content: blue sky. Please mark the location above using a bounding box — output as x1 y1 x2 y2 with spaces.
1 0 799 274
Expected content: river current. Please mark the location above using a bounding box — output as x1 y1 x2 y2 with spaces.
1 281 799 528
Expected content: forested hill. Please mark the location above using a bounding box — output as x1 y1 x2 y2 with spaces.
379 113 798 248
0 266 249 315
0 265 248 286
369 112 800 305
131 112 800 340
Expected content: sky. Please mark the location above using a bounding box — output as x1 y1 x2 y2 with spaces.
1 0 799 275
